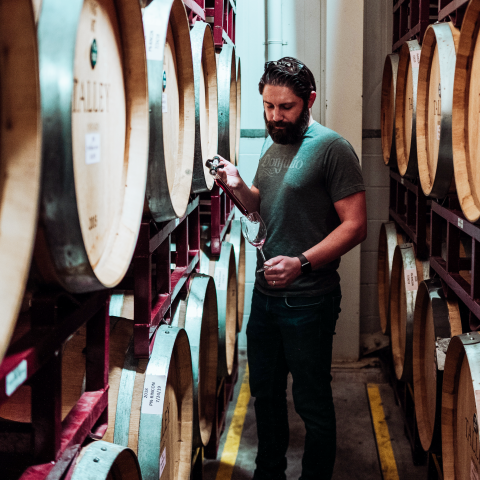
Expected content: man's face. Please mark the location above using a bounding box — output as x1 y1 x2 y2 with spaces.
262 84 310 145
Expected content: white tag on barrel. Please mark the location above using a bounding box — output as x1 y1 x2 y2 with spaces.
410 50 421 69
141 374 167 415
404 268 418 291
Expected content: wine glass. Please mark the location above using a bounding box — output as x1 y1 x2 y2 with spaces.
240 212 270 273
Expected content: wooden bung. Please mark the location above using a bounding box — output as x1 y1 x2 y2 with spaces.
199 240 237 377
389 243 430 382
442 331 480 480
0 0 41 364
395 40 421 178
190 21 218 194
226 220 246 332
417 22 460 198
381 53 399 166
71 441 142 480
377 222 404 335
235 56 242 166
217 44 237 163
34 0 149 292
143 0 196 220
412 278 462 453
452 0 480 222
171 274 218 448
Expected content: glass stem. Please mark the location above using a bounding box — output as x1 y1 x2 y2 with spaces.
258 246 267 264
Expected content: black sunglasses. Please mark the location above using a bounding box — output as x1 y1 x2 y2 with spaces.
264 60 305 74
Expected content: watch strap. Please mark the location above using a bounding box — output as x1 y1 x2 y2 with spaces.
297 253 312 274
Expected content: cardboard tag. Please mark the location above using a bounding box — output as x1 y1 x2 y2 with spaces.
141 375 166 415
404 268 418 292
159 448 166 478
162 92 168 113
6 360 27 396
436 337 451 371
143 21 162 61
85 133 101 165
410 50 421 69
214 267 228 290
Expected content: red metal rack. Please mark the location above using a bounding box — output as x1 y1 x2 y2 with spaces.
183 0 206 24
389 169 429 259
393 0 436 51
430 200 480 329
116 197 201 359
438 0 470 24
206 0 236 51
200 186 235 256
0 290 109 480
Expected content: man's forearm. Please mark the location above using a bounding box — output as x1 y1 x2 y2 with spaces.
233 180 261 214
302 220 367 270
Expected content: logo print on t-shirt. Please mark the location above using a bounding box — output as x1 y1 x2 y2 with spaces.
262 156 304 177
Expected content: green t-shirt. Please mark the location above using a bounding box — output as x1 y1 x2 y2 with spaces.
252 121 365 296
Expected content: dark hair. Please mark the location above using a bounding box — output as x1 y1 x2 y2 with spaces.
258 57 316 104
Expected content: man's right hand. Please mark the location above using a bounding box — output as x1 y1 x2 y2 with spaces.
214 155 243 191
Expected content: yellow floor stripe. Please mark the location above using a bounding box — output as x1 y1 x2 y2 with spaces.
367 384 400 480
215 365 251 480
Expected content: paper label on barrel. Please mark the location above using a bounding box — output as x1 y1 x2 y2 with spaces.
437 124 441 141
143 21 162 61
436 337 451 371
85 133 101 165
141 374 166 415
410 50 421 69
162 92 168 113
404 268 418 291
215 267 228 290
471 459 479 480
159 448 166 478
6 360 27 397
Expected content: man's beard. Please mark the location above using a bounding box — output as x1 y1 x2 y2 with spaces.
264 103 310 145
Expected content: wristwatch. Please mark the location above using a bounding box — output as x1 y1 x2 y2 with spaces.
297 253 312 274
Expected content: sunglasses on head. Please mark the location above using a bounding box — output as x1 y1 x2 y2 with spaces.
264 60 305 74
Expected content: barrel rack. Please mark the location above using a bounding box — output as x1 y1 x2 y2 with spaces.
0 291 109 479
0 189 236 480
392 0 469 51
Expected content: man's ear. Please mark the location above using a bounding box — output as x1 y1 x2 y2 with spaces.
308 91 317 109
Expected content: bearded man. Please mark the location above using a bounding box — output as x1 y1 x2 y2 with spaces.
216 58 367 480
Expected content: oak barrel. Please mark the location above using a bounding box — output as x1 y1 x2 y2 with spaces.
0 325 88 425
71 441 142 480
395 40 421 178
442 331 480 480
412 278 462 453
377 222 404 335
217 44 237 163
190 21 217 194
226 220 246 332
381 53 399 166
105 320 193 480
235 56 242 166
0 0 41 364
390 243 430 382
452 0 480 222
143 0 196 219
417 22 460 198
172 274 218 448
34 0 149 292
199 240 237 377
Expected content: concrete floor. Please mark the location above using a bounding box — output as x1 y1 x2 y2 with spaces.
204 350 428 480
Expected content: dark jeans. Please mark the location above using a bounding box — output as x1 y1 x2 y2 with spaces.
247 286 342 480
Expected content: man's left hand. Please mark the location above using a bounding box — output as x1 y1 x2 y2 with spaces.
264 256 302 288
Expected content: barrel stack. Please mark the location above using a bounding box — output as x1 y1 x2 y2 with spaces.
0 0 243 477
